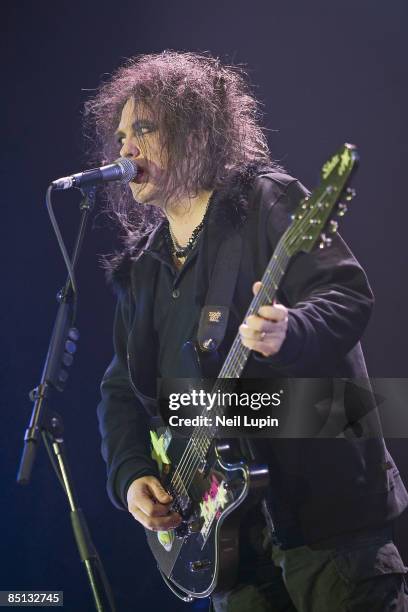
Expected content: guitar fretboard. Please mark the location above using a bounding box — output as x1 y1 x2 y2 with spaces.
219 240 290 379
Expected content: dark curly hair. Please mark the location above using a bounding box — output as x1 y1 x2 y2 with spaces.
84 50 276 240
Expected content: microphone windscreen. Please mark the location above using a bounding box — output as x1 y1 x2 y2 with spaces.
115 158 138 182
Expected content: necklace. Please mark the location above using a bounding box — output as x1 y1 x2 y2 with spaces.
165 194 213 259
167 218 205 258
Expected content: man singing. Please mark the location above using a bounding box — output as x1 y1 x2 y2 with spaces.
87 51 408 611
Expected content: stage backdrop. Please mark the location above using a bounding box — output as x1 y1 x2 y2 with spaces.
2 1 407 610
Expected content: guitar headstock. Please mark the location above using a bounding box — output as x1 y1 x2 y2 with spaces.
284 143 359 256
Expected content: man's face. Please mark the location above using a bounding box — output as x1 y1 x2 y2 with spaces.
115 97 165 204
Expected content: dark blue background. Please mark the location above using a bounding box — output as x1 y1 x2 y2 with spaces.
2 1 407 610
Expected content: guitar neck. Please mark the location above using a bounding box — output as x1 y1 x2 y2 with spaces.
218 239 291 378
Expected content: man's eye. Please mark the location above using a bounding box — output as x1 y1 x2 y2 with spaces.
136 125 154 136
115 123 155 144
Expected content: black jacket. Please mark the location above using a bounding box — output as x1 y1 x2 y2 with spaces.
97 165 408 545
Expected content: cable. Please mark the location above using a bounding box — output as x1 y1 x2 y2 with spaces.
45 185 78 296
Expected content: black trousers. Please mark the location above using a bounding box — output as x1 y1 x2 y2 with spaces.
211 522 408 612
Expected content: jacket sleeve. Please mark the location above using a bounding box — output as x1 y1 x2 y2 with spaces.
97 287 159 510
255 177 374 376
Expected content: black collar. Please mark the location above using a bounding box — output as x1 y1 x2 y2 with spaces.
107 162 273 293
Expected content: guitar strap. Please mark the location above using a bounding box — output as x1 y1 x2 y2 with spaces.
197 227 278 550
196 231 242 352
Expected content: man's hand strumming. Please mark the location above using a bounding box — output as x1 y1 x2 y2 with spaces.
126 475 182 531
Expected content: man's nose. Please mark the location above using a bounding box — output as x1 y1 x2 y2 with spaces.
120 138 140 159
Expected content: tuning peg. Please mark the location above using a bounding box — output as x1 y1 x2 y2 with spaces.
329 220 338 233
337 203 348 217
319 233 332 249
345 187 356 201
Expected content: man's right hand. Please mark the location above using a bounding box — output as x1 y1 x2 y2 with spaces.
126 475 182 531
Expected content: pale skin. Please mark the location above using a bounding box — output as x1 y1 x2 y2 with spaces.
117 97 288 530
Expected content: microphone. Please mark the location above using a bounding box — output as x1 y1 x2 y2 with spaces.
51 158 137 190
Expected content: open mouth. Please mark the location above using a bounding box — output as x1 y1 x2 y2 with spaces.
131 166 147 184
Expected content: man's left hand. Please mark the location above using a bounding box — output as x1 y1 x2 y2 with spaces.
239 281 289 357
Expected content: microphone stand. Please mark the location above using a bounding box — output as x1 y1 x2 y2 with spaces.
17 185 116 612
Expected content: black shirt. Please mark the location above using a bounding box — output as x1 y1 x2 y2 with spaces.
145 224 202 377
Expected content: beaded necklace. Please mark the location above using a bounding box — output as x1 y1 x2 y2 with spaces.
165 193 214 260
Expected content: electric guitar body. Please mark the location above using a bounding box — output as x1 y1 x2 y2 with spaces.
147 341 269 599
145 427 268 599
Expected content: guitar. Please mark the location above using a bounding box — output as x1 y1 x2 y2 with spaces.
145 143 359 601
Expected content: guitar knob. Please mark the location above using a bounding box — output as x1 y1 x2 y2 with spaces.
187 517 204 534
175 522 189 538
189 559 212 572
